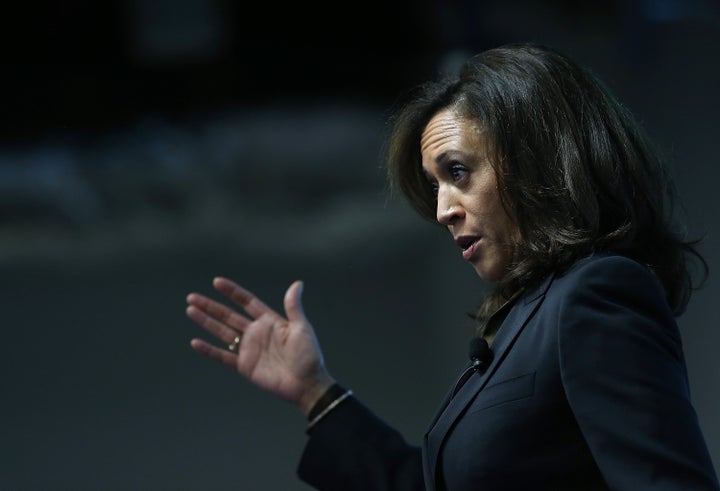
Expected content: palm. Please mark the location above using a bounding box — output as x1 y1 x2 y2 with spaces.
186 278 333 410
236 310 322 403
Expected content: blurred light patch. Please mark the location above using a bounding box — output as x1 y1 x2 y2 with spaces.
128 0 229 63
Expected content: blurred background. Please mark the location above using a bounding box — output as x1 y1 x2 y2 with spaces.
2 0 719 489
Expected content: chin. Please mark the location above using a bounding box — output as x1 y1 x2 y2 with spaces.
472 262 506 283
474 268 500 283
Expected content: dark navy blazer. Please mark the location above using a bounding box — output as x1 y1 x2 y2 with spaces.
298 254 719 490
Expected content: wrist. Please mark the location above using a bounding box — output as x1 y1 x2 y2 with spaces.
298 375 335 416
306 383 353 431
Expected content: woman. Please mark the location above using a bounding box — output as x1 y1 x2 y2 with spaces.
186 44 719 490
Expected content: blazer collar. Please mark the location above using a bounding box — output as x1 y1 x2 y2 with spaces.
421 273 554 491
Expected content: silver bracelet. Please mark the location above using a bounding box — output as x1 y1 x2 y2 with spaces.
307 389 353 430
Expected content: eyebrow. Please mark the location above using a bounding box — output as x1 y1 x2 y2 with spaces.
421 149 477 184
434 151 450 165
436 150 468 165
422 150 461 179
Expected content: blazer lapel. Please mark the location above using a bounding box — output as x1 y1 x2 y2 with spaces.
422 274 554 490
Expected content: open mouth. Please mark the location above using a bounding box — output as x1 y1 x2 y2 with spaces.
455 235 480 261
455 236 478 250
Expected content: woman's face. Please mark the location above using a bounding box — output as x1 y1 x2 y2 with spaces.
420 108 519 282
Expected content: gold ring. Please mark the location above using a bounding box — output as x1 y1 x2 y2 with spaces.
228 335 241 352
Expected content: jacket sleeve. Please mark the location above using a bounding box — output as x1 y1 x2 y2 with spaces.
557 255 719 490
297 396 424 491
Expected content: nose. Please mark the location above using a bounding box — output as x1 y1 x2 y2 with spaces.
436 185 464 226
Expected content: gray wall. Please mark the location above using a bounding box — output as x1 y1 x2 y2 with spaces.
3 3 719 490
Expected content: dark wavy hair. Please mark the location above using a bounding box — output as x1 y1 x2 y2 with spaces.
385 43 707 331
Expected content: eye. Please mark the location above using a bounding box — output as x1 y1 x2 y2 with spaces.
429 181 439 197
449 162 468 181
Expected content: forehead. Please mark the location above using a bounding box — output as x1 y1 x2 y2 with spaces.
420 109 483 162
421 109 462 150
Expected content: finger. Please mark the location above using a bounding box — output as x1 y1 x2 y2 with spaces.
190 338 238 370
284 280 306 323
186 293 250 332
186 305 243 345
213 277 277 320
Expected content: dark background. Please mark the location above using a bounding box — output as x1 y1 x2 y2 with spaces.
2 1 719 490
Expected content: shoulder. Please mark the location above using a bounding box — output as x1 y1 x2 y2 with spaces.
545 252 679 344
533 253 677 336
560 252 654 281
550 253 666 304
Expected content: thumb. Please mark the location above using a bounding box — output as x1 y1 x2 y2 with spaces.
284 280 307 322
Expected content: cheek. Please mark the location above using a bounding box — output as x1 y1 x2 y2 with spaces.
501 221 521 253
487 190 517 240
477 200 518 247
471 190 506 224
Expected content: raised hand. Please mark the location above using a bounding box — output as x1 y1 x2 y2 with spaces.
186 277 335 414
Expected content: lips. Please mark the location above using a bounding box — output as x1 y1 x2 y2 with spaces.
455 235 481 261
